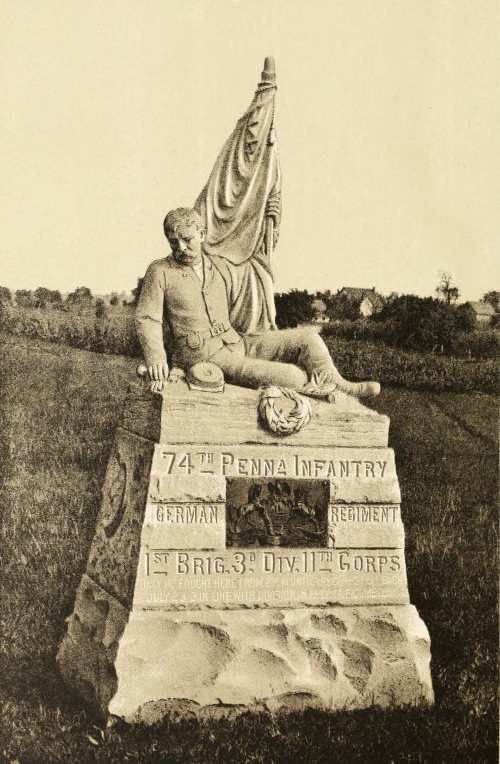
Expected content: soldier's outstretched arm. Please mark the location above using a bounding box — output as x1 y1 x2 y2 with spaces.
135 262 170 390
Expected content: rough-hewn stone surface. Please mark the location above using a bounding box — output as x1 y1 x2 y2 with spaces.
108 605 433 722
57 575 129 716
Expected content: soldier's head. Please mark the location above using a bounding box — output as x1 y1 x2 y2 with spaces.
163 208 205 266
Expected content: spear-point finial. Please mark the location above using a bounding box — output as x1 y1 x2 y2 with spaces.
261 56 276 84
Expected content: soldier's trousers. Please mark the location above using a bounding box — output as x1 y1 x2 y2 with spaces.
208 326 337 390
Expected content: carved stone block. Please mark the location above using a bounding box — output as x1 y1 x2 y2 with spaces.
57 380 433 721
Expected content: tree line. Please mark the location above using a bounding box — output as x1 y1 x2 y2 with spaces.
0 285 125 317
1 276 498 358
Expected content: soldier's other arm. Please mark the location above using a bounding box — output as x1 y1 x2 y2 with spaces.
265 192 281 250
135 262 169 390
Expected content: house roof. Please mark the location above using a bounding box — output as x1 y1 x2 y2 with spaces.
338 287 385 311
467 301 496 316
338 287 375 300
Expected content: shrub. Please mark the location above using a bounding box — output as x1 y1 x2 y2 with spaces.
375 295 457 352
321 319 389 343
450 329 500 359
325 337 498 395
454 303 477 333
325 293 360 321
322 319 499 361
67 286 93 310
0 304 141 358
275 290 315 328
0 286 13 305
95 298 107 319
15 289 34 308
33 287 54 309
131 278 144 307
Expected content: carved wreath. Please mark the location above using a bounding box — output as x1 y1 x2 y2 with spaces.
258 386 311 436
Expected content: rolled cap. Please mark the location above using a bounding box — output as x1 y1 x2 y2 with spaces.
186 361 225 392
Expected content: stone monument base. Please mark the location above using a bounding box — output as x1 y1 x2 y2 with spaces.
59 574 432 723
58 381 434 723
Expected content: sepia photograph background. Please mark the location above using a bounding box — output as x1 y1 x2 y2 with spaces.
1 1 498 763
1 0 499 299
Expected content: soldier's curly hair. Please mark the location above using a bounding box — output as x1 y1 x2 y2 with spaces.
163 208 205 238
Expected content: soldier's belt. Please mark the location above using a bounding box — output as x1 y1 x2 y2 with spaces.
176 322 232 349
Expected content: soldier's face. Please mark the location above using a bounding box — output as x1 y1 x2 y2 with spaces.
168 222 205 266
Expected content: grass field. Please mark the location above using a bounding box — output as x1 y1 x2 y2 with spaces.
1 304 498 394
0 332 498 764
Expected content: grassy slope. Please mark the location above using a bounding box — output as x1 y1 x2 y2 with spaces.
0 333 498 764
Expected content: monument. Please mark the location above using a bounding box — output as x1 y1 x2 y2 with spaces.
57 58 433 723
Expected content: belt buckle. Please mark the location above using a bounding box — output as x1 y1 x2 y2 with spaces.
212 322 224 337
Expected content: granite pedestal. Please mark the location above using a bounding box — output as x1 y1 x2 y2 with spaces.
57 380 433 722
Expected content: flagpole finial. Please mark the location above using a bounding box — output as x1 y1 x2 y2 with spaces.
261 57 276 84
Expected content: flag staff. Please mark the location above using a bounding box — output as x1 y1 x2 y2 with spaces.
263 56 277 268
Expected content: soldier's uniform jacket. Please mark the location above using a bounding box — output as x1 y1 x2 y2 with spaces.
135 254 242 368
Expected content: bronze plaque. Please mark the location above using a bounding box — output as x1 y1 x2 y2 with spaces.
226 478 328 548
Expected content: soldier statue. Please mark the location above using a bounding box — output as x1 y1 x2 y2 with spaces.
135 207 380 400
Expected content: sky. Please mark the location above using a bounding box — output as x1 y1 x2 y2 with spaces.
0 0 499 301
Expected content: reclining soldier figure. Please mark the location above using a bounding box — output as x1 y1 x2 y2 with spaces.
135 207 380 399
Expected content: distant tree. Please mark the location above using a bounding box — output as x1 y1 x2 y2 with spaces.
110 293 119 306
0 286 12 304
15 289 34 308
274 289 315 329
386 291 399 304
435 271 460 305
326 293 360 321
377 294 457 351
0 287 12 329
49 290 62 305
95 297 107 319
454 303 476 333
131 278 144 307
33 287 54 308
67 286 93 308
482 291 500 312
315 289 333 302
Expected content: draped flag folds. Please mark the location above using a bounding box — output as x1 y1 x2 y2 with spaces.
194 57 281 335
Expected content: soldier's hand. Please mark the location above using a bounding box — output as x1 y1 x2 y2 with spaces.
148 362 169 392
167 367 185 383
265 195 281 223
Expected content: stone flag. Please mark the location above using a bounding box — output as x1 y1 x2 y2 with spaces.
194 57 281 335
